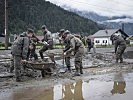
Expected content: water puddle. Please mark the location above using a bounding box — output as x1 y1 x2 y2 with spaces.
124 51 133 59
1 72 133 100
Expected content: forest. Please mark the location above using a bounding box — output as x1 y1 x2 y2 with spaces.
0 0 103 36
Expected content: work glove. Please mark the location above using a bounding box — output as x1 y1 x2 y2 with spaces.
64 52 66 56
43 41 49 45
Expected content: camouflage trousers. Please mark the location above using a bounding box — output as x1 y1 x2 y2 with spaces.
13 56 23 79
65 56 71 70
116 46 126 62
74 47 84 71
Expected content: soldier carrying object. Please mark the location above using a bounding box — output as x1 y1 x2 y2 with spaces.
11 28 34 82
58 29 71 72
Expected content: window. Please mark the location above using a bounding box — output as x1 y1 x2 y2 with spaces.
96 40 99 43
103 40 107 43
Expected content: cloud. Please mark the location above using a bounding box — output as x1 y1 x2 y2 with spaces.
46 0 133 17
105 18 133 23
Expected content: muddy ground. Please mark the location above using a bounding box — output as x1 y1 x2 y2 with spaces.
0 47 133 100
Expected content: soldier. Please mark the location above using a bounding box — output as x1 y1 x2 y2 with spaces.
39 25 53 60
111 34 126 63
11 29 34 82
58 29 71 71
27 33 40 60
63 30 85 76
86 36 96 53
28 42 38 60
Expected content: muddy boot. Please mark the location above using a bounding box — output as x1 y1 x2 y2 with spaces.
41 70 46 77
115 59 118 63
80 67 83 74
74 69 80 76
16 77 22 82
67 66 71 72
120 59 123 63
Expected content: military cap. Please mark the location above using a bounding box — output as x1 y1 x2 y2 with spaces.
60 29 65 33
27 28 34 33
41 25 46 29
64 30 70 34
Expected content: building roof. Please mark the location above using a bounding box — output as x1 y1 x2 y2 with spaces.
92 29 129 38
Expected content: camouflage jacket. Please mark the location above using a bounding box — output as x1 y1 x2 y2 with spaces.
66 34 84 53
114 36 126 53
42 31 53 44
11 32 30 59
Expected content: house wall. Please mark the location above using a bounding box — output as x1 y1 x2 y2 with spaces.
94 37 112 45
0 37 5 43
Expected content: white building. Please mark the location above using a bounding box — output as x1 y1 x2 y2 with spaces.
92 29 129 46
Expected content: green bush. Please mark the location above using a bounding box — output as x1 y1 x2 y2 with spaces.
0 42 12 47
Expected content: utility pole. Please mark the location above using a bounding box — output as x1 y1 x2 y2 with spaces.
5 0 9 50
121 23 124 31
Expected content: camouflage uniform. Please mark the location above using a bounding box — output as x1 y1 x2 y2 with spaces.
11 32 30 81
113 35 126 63
63 37 71 70
27 34 39 60
39 31 53 60
66 34 85 75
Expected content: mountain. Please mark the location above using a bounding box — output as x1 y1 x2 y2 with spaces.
63 6 133 35
0 0 102 36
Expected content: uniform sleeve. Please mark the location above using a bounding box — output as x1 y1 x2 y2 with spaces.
67 38 75 53
22 37 29 59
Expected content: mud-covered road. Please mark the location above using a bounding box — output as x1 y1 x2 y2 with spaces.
0 47 133 100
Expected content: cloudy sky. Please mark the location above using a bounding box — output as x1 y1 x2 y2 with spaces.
45 0 133 17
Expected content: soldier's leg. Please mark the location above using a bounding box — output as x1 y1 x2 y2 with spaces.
14 56 22 81
80 62 83 74
65 57 71 71
10 57 14 73
116 52 119 63
119 47 126 63
74 51 83 76
34 52 38 60
39 45 48 59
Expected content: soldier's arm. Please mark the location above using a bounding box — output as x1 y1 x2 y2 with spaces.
67 38 75 53
22 37 29 60
47 32 52 41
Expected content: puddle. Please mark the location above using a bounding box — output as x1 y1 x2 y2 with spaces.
1 72 133 100
124 51 133 59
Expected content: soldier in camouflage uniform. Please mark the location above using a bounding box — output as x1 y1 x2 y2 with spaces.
59 29 71 71
111 34 126 63
64 31 85 76
11 29 34 82
27 33 40 60
39 25 53 60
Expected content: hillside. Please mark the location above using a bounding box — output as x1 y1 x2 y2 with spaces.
65 7 133 35
0 0 102 35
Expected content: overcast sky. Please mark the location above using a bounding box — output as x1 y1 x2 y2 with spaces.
45 0 133 17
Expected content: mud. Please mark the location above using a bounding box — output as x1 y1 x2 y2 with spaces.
0 47 133 100
1 71 133 100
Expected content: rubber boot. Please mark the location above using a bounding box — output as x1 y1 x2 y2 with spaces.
80 67 83 74
120 58 123 63
74 69 80 76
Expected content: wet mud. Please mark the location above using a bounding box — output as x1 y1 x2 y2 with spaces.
0 47 133 100
1 72 133 100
